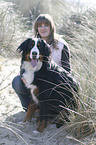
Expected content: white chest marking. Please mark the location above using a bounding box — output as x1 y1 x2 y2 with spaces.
21 61 42 104
30 85 39 104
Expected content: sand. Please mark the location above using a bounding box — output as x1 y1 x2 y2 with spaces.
0 57 95 145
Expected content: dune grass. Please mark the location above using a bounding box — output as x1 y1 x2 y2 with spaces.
0 0 33 57
0 0 96 144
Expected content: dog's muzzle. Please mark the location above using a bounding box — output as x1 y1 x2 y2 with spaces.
32 51 37 59
30 51 39 68
30 44 40 68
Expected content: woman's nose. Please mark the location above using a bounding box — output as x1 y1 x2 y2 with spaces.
41 25 45 29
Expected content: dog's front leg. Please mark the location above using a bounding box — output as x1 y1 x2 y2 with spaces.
23 101 38 122
37 102 48 132
37 119 46 132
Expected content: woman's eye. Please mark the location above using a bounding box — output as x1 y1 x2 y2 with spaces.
45 24 49 26
38 25 42 27
38 24 49 27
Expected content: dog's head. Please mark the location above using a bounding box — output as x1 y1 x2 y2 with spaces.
17 38 51 68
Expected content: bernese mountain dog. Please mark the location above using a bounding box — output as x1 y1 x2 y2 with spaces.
17 38 79 132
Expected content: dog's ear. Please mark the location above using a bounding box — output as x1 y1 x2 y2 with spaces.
40 40 51 57
17 38 32 53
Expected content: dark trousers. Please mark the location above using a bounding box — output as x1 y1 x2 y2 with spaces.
12 75 32 111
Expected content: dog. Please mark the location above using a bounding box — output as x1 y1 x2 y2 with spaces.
17 38 79 132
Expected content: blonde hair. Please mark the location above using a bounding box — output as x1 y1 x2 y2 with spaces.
34 14 57 46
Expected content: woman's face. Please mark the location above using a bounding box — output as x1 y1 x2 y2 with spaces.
37 23 50 40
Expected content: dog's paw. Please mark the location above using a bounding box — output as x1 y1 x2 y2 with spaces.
33 130 40 134
37 119 46 132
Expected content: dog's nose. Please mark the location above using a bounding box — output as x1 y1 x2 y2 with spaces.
32 52 37 55
32 51 37 59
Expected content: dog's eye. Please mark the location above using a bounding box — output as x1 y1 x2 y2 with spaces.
37 42 40 47
32 41 35 46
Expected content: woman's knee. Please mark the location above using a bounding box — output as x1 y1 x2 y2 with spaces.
12 75 30 95
12 75 22 91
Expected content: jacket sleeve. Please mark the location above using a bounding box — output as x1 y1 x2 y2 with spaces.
61 45 71 72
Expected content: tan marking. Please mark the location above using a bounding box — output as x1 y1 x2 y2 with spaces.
33 87 39 96
25 53 30 61
23 102 38 122
39 55 43 61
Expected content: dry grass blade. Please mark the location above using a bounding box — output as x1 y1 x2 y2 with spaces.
0 122 28 145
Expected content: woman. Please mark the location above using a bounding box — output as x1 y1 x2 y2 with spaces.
12 14 71 111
